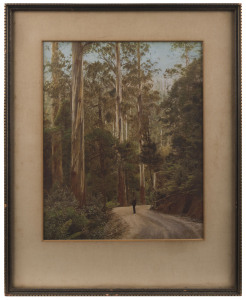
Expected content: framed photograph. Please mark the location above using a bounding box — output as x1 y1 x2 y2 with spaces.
5 4 242 296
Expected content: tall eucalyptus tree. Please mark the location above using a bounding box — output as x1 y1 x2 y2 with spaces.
71 42 92 207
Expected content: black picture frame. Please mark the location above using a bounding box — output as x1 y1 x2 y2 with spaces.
4 3 242 296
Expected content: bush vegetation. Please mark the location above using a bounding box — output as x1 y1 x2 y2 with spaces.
44 186 125 240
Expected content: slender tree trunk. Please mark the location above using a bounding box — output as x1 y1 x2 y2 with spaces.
98 96 107 207
116 42 124 143
125 114 128 141
153 172 156 190
98 96 103 129
125 169 129 204
118 164 127 206
112 122 115 137
51 42 63 185
71 42 86 207
185 45 189 67
115 42 127 206
149 167 153 189
139 163 145 203
115 103 119 138
137 42 146 204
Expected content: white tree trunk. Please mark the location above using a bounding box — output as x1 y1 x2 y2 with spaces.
153 172 157 190
51 42 63 185
116 42 127 206
71 42 86 207
137 42 145 204
125 114 128 141
116 42 124 143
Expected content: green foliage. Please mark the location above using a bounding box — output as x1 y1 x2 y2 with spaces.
43 118 52 192
85 128 118 206
106 200 118 209
44 186 123 240
44 186 88 240
140 135 163 171
117 140 139 195
44 43 71 101
83 197 111 239
171 42 201 66
43 43 72 187
161 57 203 196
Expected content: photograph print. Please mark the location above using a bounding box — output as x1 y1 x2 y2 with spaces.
43 41 203 240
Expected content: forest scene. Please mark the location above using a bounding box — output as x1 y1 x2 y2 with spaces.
43 41 203 240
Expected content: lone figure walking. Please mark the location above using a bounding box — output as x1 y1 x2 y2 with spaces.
132 194 137 214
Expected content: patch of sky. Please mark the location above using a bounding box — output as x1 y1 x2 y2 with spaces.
43 41 202 90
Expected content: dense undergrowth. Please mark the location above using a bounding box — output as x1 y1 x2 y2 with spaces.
44 185 126 240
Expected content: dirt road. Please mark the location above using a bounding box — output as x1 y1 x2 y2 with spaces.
113 205 203 239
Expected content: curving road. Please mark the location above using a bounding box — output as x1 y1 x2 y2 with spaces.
113 205 203 239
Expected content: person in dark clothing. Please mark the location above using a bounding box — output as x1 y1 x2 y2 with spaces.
132 194 137 214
